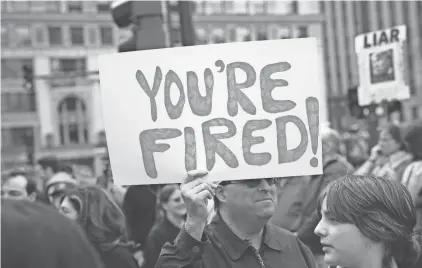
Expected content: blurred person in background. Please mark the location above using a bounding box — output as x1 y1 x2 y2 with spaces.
315 175 422 268
402 120 422 232
60 185 138 268
355 123 412 181
342 124 370 168
122 184 159 250
1 199 104 268
297 126 354 268
142 184 187 268
1 170 37 202
97 160 127 207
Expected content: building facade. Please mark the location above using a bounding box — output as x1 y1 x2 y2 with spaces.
1 0 115 175
321 1 422 130
189 0 328 123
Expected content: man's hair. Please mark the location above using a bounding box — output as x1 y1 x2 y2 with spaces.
6 171 37 196
37 156 60 173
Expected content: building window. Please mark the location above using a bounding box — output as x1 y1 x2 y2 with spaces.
48 26 62 45
67 1 83 13
1 25 9 47
194 0 206 14
58 96 89 145
234 27 252 42
298 0 320 14
267 1 296 15
1 92 36 113
11 25 31 47
7 1 30 12
29 1 60 13
297 26 309 38
412 106 419 119
1 127 34 149
249 0 266 14
100 26 113 45
51 58 86 74
195 28 208 45
96 1 110 13
70 26 85 45
210 28 226 44
1 59 33 79
205 1 223 14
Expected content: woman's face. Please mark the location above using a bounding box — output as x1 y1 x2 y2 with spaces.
314 198 380 268
162 189 186 217
378 130 400 156
59 197 79 221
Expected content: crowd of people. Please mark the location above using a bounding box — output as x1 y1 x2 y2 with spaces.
1 119 422 268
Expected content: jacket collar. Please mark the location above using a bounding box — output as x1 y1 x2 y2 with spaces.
209 213 284 260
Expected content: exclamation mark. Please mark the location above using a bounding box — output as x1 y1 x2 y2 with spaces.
306 97 319 167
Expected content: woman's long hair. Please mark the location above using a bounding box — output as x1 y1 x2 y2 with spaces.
317 175 421 268
63 185 130 251
155 184 180 223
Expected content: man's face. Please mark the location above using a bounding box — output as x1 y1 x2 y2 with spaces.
219 178 278 220
1 175 35 201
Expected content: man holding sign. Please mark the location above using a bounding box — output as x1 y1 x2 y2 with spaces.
155 170 317 268
99 38 323 268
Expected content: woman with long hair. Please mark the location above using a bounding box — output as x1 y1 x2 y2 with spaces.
314 175 422 268
59 185 138 268
355 123 412 181
141 184 187 268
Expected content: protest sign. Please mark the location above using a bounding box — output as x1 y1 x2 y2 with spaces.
98 38 323 185
355 25 409 106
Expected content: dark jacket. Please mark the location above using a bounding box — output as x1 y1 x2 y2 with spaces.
297 154 353 255
141 218 181 268
156 213 317 268
122 185 158 248
99 245 138 268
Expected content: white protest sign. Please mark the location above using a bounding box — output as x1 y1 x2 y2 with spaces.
98 38 323 186
355 25 409 106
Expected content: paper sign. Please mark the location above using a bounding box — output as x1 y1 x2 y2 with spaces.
355 25 409 106
98 38 323 185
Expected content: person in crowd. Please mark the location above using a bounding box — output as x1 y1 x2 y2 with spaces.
97 164 127 207
402 120 422 231
156 171 317 268
297 126 354 268
1 170 38 202
59 185 138 268
314 175 422 268
36 156 61 181
1 199 104 268
122 184 159 249
342 124 370 168
355 123 412 181
45 170 78 209
142 184 187 268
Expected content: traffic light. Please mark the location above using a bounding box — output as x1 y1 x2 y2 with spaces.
111 1 167 52
347 86 365 118
22 64 34 92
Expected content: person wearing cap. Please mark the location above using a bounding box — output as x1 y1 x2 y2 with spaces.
45 171 78 209
155 172 317 268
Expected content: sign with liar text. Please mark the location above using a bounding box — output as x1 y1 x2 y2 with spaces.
98 38 323 185
355 25 409 106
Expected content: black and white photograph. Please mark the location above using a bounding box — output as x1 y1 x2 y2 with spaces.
1 1 422 268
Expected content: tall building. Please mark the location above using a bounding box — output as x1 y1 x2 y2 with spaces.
321 1 422 130
1 1 116 175
188 0 328 122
